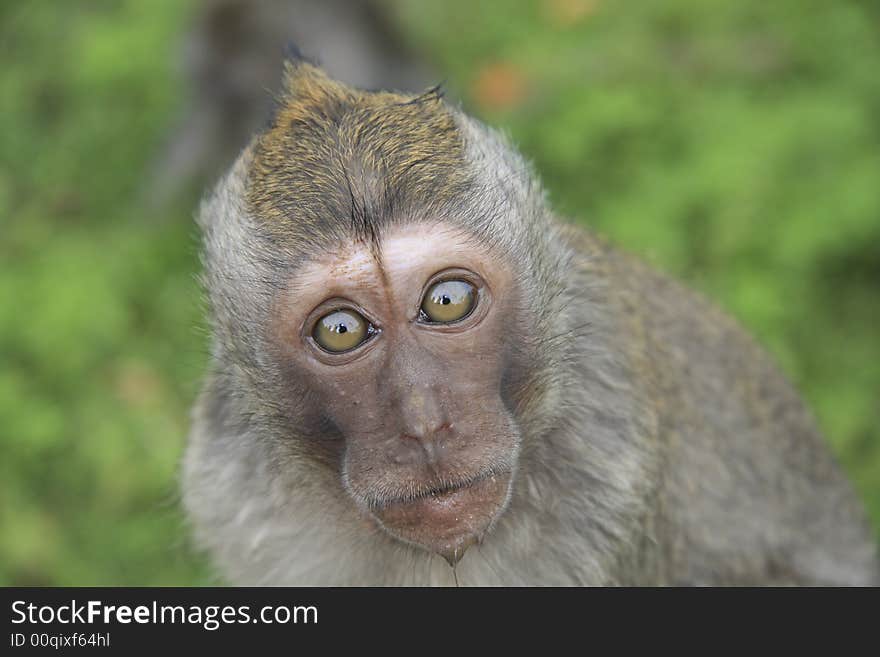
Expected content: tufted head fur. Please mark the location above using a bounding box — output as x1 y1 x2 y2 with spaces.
248 61 469 250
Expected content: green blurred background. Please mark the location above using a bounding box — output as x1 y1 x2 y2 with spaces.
1 0 878 585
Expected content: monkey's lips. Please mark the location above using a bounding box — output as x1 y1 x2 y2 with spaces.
371 471 512 564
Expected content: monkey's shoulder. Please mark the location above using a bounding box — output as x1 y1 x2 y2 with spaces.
559 220 809 430
557 219 878 584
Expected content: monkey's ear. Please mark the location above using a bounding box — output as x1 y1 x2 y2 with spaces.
281 41 318 69
279 42 324 89
277 46 353 107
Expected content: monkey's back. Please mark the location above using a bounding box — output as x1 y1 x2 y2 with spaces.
572 227 879 585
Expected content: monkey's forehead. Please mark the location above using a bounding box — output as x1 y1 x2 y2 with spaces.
277 221 510 320
246 63 472 247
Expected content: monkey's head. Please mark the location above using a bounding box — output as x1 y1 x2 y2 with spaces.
188 58 573 573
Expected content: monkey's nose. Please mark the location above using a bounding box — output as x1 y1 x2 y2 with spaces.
397 385 449 441
401 422 453 463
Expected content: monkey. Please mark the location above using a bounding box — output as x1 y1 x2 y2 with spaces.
181 54 880 586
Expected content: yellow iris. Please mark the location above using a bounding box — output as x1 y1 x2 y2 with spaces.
313 310 368 353
421 280 476 323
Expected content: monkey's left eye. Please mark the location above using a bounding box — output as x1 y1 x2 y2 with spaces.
312 309 372 353
420 280 476 324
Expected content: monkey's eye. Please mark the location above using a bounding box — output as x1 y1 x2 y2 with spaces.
420 280 476 324
312 309 371 353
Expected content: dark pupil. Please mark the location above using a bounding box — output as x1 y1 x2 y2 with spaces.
438 295 451 305
335 324 348 334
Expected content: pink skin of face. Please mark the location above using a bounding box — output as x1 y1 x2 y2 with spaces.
272 221 521 562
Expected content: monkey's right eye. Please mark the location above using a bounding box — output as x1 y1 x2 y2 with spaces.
312 309 371 353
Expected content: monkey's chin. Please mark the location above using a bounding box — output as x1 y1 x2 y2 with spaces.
371 471 512 566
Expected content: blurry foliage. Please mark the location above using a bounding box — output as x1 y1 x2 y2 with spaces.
0 0 878 584
0 1 211 584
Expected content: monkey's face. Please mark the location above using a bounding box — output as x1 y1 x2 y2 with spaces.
271 221 526 562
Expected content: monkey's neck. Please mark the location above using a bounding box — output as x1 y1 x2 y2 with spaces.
451 234 663 585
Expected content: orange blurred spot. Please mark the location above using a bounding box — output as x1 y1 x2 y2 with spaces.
542 0 599 27
471 61 529 113
115 360 163 408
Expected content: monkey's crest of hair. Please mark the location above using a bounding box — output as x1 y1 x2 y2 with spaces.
248 61 472 250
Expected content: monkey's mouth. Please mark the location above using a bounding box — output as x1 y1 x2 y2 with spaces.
369 470 512 565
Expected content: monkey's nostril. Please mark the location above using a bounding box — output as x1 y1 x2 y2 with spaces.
398 427 451 465
401 422 453 445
